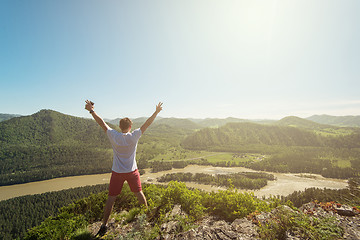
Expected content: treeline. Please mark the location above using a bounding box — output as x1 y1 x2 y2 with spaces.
158 172 275 190
282 177 360 208
246 148 360 179
148 152 359 180
149 158 244 173
0 184 108 240
0 145 112 185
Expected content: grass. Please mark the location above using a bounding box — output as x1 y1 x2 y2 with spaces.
314 128 354 136
334 159 352 168
150 147 267 166
150 148 220 162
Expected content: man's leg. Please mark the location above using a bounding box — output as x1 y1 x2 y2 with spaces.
96 195 117 237
102 195 117 226
134 191 148 207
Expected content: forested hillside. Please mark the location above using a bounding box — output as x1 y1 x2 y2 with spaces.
0 110 189 185
182 121 360 150
0 110 113 185
182 122 323 150
0 184 108 240
181 122 360 179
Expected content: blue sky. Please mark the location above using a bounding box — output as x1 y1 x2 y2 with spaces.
1 0 359 120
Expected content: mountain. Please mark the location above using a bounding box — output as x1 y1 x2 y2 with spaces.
182 122 325 150
0 113 21 122
181 121 360 151
193 117 247 128
307 114 360 127
106 117 149 128
106 117 200 130
189 117 276 128
275 116 333 130
155 118 200 129
0 109 110 147
0 109 113 185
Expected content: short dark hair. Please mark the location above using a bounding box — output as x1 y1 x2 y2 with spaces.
119 117 133 131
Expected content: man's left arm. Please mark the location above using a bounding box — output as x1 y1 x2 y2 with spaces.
85 100 110 132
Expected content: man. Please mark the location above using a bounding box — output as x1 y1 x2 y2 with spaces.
84 100 163 237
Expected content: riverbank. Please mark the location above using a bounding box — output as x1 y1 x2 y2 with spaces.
0 165 348 201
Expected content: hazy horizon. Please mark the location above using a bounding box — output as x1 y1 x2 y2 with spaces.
2 108 360 122
1 0 359 120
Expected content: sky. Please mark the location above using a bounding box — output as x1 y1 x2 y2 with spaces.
1 0 359 120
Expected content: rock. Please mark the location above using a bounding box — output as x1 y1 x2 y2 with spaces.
169 204 182 217
231 218 258 237
161 220 178 233
169 216 259 240
335 206 358 217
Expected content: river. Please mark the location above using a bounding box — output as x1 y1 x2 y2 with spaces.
0 165 348 201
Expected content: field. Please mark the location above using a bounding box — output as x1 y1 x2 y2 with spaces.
148 146 266 165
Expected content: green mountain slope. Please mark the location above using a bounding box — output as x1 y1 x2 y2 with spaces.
307 114 360 127
0 109 110 147
182 121 360 151
182 122 326 150
0 110 113 185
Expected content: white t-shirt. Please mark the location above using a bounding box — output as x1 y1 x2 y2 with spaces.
106 128 142 173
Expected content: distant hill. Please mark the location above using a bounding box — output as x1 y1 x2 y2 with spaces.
193 117 247 128
106 117 149 128
188 117 276 128
307 115 360 127
182 122 325 150
107 117 200 130
275 116 333 130
0 113 21 122
154 118 200 129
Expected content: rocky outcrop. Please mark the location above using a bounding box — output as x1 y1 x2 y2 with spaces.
89 202 360 239
170 217 259 240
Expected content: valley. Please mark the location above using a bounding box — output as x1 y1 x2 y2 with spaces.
0 164 347 201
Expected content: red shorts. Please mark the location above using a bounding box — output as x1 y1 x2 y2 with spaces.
108 169 142 196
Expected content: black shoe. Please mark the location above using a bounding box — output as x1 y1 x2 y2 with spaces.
95 225 108 237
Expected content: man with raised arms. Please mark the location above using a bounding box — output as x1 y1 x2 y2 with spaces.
84 100 163 237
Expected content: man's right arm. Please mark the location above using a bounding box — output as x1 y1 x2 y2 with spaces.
140 102 163 134
85 100 110 132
